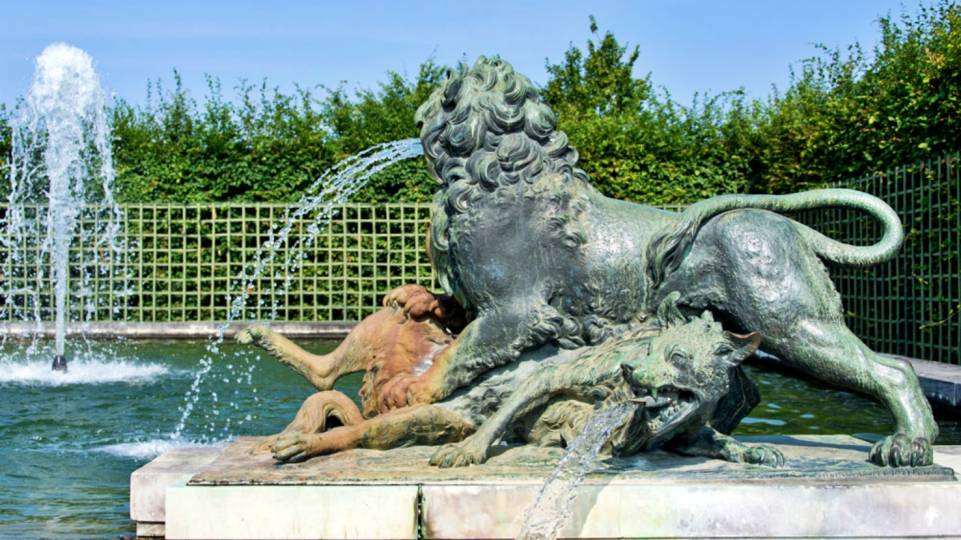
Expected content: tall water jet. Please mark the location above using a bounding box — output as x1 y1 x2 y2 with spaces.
3 43 124 368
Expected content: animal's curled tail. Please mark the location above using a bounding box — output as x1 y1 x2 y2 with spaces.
647 188 904 288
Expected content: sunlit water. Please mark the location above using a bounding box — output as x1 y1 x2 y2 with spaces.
0 340 354 539
1 346 958 539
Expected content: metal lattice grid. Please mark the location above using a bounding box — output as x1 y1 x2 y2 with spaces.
0 155 957 364
796 154 960 365
0 203 435 323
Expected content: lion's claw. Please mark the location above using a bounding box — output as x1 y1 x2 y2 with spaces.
271 432 315 463
378 373 438 413
378 373 418 413
744 444 785 467
236 324 269 347
429 442 487 468
383 284 442 319
383 284 425 308
869 433 933 467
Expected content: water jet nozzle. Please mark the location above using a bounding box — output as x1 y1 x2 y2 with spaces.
52 354 68 372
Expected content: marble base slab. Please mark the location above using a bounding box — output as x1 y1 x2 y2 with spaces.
129 446 222 538
133 435 961 539
166 484 418 539
422 477 961 538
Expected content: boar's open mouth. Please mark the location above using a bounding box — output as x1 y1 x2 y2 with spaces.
629 384 698 447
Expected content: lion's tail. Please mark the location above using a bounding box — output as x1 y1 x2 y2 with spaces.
646 188 904 288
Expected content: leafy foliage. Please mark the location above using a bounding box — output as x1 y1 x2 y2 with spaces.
112 73 335 202
745 0 961 192
543 17 753 204
544 2 961 200
109 64 447 203
3 2 958 203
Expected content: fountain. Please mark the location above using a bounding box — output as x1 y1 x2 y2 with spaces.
3 43 126 371
0 42 423 432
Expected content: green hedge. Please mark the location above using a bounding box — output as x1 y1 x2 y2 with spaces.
743 1 961 193
2 2 958 207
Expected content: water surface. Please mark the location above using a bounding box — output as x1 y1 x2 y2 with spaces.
0 341 956 538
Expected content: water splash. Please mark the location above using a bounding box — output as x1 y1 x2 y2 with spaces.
170 138 423 441
516 402 636 540
95 438 221 460
2 43 127 359
0 358 168 386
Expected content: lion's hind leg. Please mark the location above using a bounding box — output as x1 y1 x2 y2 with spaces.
767 319 936 466
238 324 352 390
272 404 475 463
257 391 363 453
674 209 937 466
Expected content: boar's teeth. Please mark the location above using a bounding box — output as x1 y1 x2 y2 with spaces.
631 396 658 407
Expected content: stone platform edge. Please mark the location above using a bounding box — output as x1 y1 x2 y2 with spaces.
133 437 961 539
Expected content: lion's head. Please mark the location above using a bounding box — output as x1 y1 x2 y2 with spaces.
415 58 593 304
415 56 588 209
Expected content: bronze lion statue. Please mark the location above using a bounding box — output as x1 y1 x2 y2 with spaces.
370 57 936 467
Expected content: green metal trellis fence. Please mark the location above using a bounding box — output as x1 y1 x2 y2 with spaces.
0 154 958 363
796 154 960 365
0 203 435 323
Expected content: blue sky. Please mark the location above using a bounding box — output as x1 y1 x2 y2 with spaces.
2 0 917 106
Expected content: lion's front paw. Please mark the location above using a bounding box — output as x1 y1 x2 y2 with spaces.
383 283 427 307
271 432 318 463
378 373 418 413
869 433 933 467
236 324 269 347
743 444 785 468
429 441 488 468
378 374 438 413
383 284 441 319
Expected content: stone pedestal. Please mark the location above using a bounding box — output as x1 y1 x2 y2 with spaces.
129 446 221 539
131 435 961 539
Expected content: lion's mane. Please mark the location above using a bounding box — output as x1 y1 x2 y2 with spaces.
415 57 593 307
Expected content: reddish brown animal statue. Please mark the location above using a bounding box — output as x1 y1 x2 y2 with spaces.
237 284 467 458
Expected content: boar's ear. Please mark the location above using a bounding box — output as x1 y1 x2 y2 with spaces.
655 291 687 328
719 331 762 365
